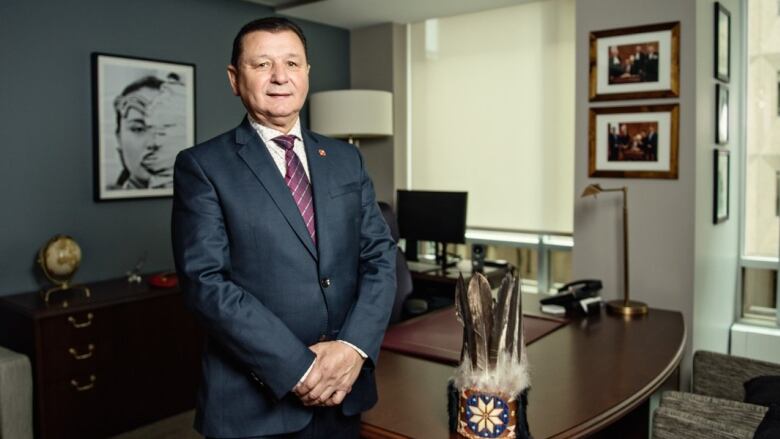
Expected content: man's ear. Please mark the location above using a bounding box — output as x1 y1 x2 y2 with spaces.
227 65 240 96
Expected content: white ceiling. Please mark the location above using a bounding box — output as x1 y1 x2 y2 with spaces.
245 0 535 29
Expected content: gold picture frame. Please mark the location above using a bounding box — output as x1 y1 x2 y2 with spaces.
589 22 680 101
588 104 679 179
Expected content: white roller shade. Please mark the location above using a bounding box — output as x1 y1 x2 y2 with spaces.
410 0 575 233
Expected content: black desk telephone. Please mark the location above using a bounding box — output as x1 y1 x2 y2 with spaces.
540 279 603 315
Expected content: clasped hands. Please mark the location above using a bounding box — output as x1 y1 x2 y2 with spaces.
293 341 364 407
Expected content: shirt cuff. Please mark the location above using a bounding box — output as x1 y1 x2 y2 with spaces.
299 357 316 383
338 340 368 359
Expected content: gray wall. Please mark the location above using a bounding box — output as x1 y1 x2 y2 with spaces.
692 0 742 357
0 0 350 295
350 23 408 205
574 0 742 386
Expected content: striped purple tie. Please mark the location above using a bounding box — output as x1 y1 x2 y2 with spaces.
272 135 316 245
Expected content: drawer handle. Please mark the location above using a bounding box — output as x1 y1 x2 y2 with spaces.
68 313 93 329
68 344 95 360
70 375 96 392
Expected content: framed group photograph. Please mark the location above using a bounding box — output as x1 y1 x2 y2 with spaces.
588 104 679 179
716 83 729 144
589 21 680 101
714 2 731 82
92 53 196 201
713 149 730 224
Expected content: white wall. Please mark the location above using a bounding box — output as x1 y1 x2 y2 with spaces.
692 0 742 360
574 0 699 386
409 0 575 233
575 0 746 386
732 323 780 363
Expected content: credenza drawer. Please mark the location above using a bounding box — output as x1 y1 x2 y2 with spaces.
38 310 110 383
40 374 107 439
38 310 102 351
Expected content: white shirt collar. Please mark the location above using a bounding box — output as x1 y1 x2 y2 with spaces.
248 115 303 145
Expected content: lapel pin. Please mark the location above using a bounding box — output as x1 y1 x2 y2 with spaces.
318 149 327 157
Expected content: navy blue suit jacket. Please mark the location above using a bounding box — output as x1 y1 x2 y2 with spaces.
171 117 396 438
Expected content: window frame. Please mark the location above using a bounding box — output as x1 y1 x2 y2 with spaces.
738 0 780 327
466 228 573 294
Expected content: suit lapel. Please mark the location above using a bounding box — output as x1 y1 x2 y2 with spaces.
235 118 317 261
303 129 332 268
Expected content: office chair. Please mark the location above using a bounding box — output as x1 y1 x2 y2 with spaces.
378 201 428 324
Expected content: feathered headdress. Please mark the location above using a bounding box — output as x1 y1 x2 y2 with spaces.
453 271 530 439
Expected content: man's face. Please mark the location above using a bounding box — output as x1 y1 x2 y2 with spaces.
117 87 160 185
227 30 309 133
116 84 185 187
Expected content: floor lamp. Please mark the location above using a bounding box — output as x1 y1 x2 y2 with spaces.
581 184 648 316
309 89 393 146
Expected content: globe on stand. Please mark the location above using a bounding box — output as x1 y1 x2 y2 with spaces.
37 234 91 307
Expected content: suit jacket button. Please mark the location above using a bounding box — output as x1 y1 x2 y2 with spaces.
320 278 331 288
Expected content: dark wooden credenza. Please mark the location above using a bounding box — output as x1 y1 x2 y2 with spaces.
0 276 203 438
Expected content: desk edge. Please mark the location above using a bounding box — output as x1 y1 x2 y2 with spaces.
548 317 687 438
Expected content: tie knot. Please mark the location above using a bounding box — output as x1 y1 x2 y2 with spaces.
272 135 297 151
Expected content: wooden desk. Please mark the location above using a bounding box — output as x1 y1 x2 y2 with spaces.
362 293 685 438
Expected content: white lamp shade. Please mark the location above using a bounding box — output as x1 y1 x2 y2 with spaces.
309 90 393 139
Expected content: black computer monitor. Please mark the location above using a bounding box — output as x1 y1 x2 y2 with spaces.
396 190 468 270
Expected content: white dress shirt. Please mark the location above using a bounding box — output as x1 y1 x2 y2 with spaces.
249 116 310 179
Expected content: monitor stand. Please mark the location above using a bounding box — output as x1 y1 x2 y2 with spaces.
404 239 419 262
435 242 457 273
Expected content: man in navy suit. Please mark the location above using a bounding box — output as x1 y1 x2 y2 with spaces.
645 44 659 82
644 125 658 161
172 17 396 438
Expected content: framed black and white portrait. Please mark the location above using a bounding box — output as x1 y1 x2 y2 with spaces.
716 83 729 144
714 149 730 224
714 2 731 82
92 53 195 201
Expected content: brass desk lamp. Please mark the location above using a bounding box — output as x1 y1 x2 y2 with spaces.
581 184 648 316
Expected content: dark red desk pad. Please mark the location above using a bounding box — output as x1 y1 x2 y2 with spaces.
382 307 567 365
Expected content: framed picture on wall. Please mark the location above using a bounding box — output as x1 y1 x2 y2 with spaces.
714 149 730 224
716 83 729 144
714 2 731 82
92 53 196 201
589 21 680 101
588 104 679 179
